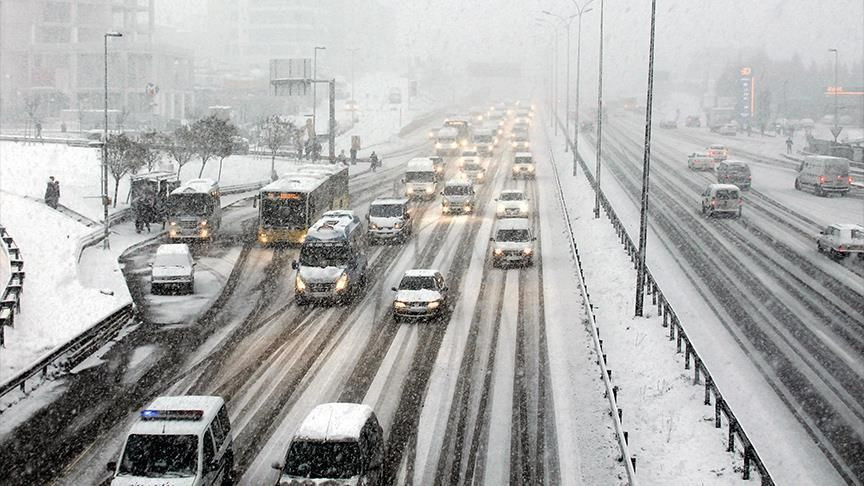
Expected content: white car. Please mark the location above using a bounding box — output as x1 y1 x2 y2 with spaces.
707 144 728 160
700 183 742 218
150 244 195 294
491 218 535 267
687 152 716 171
817 224 864 260
391 269 449 320
495 189 530 218
718 123 737 136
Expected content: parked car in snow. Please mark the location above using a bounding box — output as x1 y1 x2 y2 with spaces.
150 244 195 295
391 269 449 320
700 183 742 218
817 224 864 260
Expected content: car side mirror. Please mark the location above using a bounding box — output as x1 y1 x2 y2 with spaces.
271 461 283 471
391 286 398 292
442 286 449 292
489 237 494 242
291 261 298 270
147 263 153 267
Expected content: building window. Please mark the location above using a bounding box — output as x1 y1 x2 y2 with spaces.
43 2 71 23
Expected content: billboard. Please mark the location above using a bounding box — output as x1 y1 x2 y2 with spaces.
270 58 312 96
737 67 754 126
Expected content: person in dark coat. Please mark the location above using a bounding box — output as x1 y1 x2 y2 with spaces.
44 176 59 209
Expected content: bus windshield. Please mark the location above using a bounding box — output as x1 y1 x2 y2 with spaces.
261 196 305 228
168 194 214 217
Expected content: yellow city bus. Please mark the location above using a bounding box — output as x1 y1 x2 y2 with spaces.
256 165 349 245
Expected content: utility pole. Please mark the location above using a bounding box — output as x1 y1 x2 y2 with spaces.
569 1 593 175
103 31 122 250
312 46 326 138
635 0 657 317
829 48 840 142
593 0 605 218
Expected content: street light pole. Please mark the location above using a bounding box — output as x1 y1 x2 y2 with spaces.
829 48 840 142
593 0 605 217
634 0 657 317
103 31 122 250
348 47 359 122
312 46 326 137
570 1 593 175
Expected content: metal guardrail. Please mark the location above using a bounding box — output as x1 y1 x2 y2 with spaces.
0 226 25 347
544 135 639 484
0 303 134 403
559 120 774 485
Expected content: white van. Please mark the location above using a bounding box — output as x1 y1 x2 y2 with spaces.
795 156 851 196
151 243 195 295
108 396 234 486
272 403 383 485
403 157 438 199
700 183 742 218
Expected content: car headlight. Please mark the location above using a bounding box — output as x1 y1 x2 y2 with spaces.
169 221 178 226
497 204 505 213
200 219 208 226
427 300 440 309
393 222 403 229
523 247 533 255
435 143 442 148
335 273 349 291
169 230 178 238
394 301 408 309
295 275 306 292
200 228 209 238
426 186 434 194
369 223 379 230
464 205 472 212
476 173 484 180
494 248 503 256
259 233 268 243
406 187 414 194
527 166 535 172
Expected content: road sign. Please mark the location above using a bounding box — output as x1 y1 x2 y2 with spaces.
830 126 843 139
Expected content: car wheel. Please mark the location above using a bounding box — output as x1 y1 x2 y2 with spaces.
817 242 824 253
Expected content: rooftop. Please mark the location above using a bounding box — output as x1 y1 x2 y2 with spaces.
294 403 374 442
404 269 440 277
495 218 531 230
171 178 218 195
130 396 223 436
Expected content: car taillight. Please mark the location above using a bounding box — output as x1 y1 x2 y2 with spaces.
711 199 716 207
838 245 845 251
819 175 825 184
849 176 854 184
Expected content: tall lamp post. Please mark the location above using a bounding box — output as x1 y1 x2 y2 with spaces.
535 18 558 131
103 31 122 250
312 46 326 137
347 47 360 122
566 1 593 174
828 48 840 142
542 10 579 150
593 0 605 217
634 0 657 317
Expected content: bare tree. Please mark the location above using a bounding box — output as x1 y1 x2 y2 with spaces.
262 115 296 180
162 125 196 180
23 94 41 140
138 130 163 172
105 134 145 207
190 115 238 178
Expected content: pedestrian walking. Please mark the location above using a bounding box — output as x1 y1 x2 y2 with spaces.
369 151 379 172
35 122 43 141
350 147 357 164
786 137 793 154
337 149 348 166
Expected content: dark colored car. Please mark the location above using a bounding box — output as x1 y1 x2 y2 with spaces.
716 160 752 190
685 116 701 127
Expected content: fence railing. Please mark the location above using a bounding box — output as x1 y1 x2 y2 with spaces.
544 128 638 484
0 226 25 347
557 119 774 485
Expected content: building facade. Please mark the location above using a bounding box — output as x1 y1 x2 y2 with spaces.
0 0 194 128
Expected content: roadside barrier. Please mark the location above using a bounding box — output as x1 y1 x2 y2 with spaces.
0 226 25 347
557 117 774 485
544 128 638 484
0 304 133 404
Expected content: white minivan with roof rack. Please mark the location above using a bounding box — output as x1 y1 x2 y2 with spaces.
272 403 383 485
108 395 234 486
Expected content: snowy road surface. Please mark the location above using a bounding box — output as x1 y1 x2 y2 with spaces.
0 130 625 485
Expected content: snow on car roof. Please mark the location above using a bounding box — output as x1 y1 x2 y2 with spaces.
407 158 435 170
294 403 373 441
131 396 223 436
404 269 440 277
499 189 525 196
830 223 864 231
724 160 749 167
307 212 359 241
446 178 472 186
170 178 218 195
690 152 711 157
708 144 726 149
295 164 348 176
709 183 741 192
514 152 533 158
437 127 459 137
495 218 531 230
371 198 409 205
155 243 191 255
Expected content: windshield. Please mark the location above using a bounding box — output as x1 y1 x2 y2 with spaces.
283 441 360 479
370 204 404 218
154 253 189 267
515 157 533 164
728 164 750 174
118 434 197 478
399 276 437 290
514 134 529 141
715 189 739 200
444 185 472 196
496 229 530 242
500 192 524 201
463 163 482 171
406 171 436 182
300 244 352 267
475 135 493 143
261 195 305 228
168 194 214 217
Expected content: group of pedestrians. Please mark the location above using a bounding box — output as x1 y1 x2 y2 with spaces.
44 176 60 209
335 149 380 171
